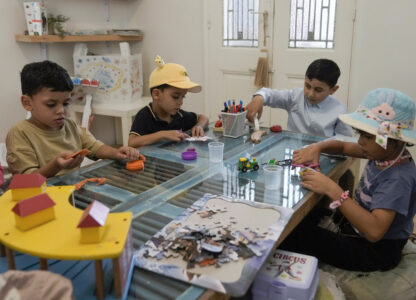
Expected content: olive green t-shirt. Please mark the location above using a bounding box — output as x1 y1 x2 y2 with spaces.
6 119 104 175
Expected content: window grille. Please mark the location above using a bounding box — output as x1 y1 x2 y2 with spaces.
289 0 337 49
223 0 259 47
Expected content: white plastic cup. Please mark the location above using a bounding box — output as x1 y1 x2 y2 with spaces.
263 165 283 190
208 142 224 163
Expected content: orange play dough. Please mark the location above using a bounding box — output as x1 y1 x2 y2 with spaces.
126 159 144 171
66 149 90 159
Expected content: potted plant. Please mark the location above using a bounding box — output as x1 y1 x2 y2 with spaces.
47 14 69 37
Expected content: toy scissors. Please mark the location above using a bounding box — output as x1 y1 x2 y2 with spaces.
276 159 293 166
264 158 292 167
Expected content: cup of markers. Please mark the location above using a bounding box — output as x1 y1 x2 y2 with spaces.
221 100 247 138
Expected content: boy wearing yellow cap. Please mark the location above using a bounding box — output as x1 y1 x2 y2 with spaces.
128 56 209 148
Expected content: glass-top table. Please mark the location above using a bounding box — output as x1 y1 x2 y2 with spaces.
48 126 355 299
50 127 345 212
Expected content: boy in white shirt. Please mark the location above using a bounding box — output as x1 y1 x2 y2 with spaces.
246 58 352 138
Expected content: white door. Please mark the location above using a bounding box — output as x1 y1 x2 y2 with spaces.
270 0 356 128
204 0 275 125
205 0 356 128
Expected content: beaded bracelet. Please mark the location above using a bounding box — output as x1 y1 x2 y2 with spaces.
329 190 349 209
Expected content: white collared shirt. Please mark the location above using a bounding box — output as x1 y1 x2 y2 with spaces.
255 87 353 138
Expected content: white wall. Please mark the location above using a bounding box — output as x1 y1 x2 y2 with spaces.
126 0 205 113
0 0 204 145
349 0 416 111
1 0 415 156
0 1 30 142
349 0 416 158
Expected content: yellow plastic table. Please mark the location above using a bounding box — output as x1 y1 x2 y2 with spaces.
0 186 132 300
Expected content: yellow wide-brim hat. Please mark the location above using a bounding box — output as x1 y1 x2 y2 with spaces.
149 55 201 93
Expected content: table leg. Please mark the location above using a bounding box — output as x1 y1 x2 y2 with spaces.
121 116 133 147
94 260 105 300
114 117 123 146
39 258 48 270
338 163 358 193
112 258 122 298
5 247 16 270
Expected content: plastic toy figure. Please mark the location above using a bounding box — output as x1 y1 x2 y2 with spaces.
238 157 259 173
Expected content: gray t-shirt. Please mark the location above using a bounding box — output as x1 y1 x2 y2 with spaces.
355 159 416 239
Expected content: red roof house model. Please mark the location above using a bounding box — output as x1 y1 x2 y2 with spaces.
77 201 110 228
9 174 47 189
12 193 56 217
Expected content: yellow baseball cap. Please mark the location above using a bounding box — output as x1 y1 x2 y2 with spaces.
149 55 202 93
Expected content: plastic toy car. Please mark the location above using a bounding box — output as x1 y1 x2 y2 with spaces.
238 157 259 172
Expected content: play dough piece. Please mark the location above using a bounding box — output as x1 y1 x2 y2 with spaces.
75 177 107 190
270 125 282 132
66 149 90 159
126 154 146 171
126 160 144 171
181 148 197 160
251 130 266 144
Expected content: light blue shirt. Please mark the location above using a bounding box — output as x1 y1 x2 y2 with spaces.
256 87 353 137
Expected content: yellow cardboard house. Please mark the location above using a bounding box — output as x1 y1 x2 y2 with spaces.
12 193 56 231
77 201 110 244
9 174 47 201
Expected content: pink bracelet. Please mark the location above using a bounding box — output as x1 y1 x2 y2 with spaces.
329 190 349 209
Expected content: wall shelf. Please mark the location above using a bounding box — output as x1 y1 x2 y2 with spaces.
15 34 143 43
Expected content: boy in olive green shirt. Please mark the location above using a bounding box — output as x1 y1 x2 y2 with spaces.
6 60 140 177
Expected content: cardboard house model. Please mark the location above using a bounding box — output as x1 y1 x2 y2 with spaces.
9 174 47 201
12 193 56 231
77 200 110 244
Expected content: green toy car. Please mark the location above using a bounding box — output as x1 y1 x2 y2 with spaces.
238 157 259 173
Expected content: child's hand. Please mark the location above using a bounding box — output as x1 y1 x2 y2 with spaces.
246 95 264 123
300 171 342 199
191 125 205 137
114 146 140 160
164 130 189 142
292 144 321 167
56 152 84 170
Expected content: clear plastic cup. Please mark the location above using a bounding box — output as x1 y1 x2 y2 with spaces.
208 142 224 163
263 165 283 190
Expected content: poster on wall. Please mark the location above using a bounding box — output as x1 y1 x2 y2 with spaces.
74 42 143 104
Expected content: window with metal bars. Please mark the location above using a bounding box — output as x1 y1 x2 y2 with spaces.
223 0 259 47
289 0 337 49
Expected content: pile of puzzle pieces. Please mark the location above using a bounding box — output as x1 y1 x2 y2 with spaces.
143 206 267 269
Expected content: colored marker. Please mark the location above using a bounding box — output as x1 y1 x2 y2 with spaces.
224 102 229 112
